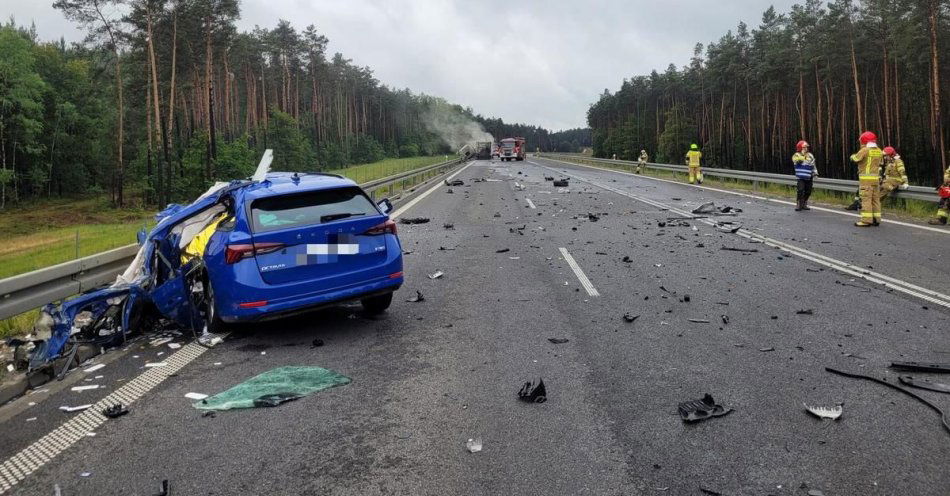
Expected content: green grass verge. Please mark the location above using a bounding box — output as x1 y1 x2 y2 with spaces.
546 155 940 222
329 156 449 184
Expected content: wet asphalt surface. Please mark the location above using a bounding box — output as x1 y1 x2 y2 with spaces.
2 157 950 495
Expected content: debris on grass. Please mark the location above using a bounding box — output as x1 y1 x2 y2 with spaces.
518 378 547 403
678 394 732 423
804 404 842 420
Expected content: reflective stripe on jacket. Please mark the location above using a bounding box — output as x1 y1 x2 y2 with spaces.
686 150 702 167
851 145 883 184
883 157 908 184
792 152 816 180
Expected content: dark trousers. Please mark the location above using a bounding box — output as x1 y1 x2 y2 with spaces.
797 178 813 205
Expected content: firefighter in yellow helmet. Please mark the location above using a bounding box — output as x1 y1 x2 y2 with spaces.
927 166 950 225
851 131 883 227
685 144 703 184
637 149 648 174
879 146 909 201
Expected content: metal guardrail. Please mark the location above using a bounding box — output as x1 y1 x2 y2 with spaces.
0 157 468 321
540 153 938 203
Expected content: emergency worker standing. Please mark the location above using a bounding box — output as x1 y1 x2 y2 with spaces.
685 144 703 184
851 131 883 227
792 140 817 211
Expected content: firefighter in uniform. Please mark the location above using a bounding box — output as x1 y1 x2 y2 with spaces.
685 144 703 184
928 166 950 225
851 131 883 227
792 140 817 211
637 149 648 174
879 146 909 201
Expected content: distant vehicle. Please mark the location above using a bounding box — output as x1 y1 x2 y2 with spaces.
23 151 403 370
492 144 500 158
474 141 492 160
499 137 526 161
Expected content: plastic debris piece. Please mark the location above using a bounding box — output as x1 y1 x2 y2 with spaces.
517 378 547 403
198 332 223 347
185 392 209 400
445 179 464 186
692 202 717 214
71 385 100 392
102 403 129 419
678 394 732 423
80 472 92 478
688 318 710 324
759 347 775 352
59 404 92 413
804 404 843 420
899 376 950 394
496 248 510 253
443 223 455 229
796 309 815 315
150 337 173 347
699 487 722 496
154 479 170 496
145 362 168 368
399 217 430 224
195 366 350 411
548 338 569 344
588 213 600 222
715 222 742 233
623 313 640 323
552 179 569 187
621 256 632 263
428 271 444 280
406 291 425 303
721 246 758 253
168 343 182 349
808 490 825 496
465 438 483 453
253 392 303 407
826 367 950 434
26 417 36 422
83 364 105 373
889 361 950 373
721 315 730 324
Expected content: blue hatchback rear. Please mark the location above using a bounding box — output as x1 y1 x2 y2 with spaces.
204 172 403 325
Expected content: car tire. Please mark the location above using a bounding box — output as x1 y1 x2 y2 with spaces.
205 281 229 334
361 292 393 315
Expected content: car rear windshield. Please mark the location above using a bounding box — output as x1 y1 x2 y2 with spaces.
250 187 378 233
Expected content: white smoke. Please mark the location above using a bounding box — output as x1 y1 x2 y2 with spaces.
422 101 494 152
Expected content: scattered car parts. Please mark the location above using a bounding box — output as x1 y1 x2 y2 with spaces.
826 367 950 434
889 361 950 373
804 404 842 420
899 376 950 394
678 394 732 423
518 378 547 403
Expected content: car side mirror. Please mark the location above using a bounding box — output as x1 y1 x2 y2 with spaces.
377 198 393 215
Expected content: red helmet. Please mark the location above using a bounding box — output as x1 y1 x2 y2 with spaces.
939 185 950 199
883 146 896 156
796 140 809 152
859 131 877 145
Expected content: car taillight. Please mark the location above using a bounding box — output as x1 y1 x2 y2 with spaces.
364 219 397 236
225 242 286 264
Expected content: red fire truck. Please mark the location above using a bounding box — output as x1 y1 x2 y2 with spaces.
499 137 526 161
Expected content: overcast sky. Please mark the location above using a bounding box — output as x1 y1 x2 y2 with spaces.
6 0 799 131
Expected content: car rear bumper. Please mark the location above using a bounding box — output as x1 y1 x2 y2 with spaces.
220 275 403 322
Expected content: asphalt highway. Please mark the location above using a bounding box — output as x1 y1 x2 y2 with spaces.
2 157 949 495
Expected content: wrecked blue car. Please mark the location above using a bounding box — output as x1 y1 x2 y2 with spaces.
23 151 404 371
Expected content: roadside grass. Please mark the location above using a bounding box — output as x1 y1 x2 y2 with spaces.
329 155 449 184
0 155 453 341
549 155 940 222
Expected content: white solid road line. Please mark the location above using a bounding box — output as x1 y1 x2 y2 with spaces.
530 157 950 236
538 164 950 310
559 247 600 297
0 164 475 495
390 161 473 220
526 198 537 209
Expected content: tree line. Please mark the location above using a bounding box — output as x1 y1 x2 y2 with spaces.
0 0 587 209
588 0 950 185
